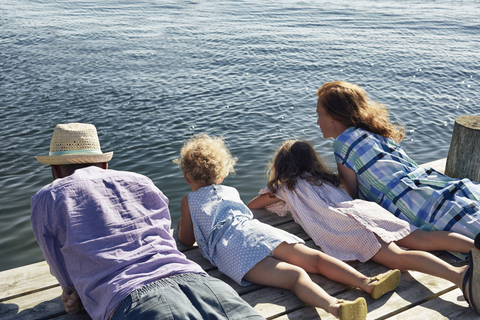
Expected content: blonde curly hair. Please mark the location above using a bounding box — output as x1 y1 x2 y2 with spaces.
317 81 405 142
174 134 237 184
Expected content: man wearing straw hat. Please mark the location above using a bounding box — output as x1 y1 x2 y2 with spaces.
31 123 264 320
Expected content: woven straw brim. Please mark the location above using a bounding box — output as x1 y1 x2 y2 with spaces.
35 151 113 165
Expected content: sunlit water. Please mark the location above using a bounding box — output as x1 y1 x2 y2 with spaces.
1 0 479 271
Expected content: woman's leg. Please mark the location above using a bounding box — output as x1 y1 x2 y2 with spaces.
372 239 468 288
396 229 475 253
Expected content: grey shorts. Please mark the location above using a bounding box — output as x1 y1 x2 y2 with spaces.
111 273 265 320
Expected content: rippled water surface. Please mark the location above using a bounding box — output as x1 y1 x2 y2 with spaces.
1 0 479 271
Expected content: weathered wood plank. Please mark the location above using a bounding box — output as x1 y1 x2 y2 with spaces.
387 288 480 320
0 286 93 320
360 270 456 320
271 270 457 320
0 261 58 302
270 306 324 320
50 313 92 320
0 286 71 320
420 158 446 174
268 247 466 320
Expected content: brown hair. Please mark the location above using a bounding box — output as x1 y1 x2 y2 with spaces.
267 140 341 194
174 134 237 184
316 81 405 142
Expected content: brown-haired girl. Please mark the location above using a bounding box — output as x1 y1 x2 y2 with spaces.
248 139 480 314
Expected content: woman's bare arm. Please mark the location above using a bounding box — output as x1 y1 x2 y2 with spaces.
337 162 359 199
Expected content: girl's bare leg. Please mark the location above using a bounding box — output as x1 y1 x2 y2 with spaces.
396 229 475 253
272 243 373 292
372 239 468 288
243 256 341 317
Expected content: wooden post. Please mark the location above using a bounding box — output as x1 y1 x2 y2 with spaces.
445 115 480 183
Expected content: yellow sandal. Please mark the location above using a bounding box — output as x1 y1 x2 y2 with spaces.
362 269 401 299
328 298 367 320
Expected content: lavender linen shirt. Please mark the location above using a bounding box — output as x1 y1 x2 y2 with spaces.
31 166 205 320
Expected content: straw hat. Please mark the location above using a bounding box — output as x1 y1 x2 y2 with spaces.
35 123 113 165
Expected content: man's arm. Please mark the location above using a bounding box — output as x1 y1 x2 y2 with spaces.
32 192 76 314
31 210 72 288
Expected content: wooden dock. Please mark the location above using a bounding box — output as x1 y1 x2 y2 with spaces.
2 158 480 320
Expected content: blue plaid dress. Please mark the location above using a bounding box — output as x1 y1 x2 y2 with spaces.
334 127 480 240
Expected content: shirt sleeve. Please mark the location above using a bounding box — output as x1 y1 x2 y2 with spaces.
31 190 73 288
333 132 358 171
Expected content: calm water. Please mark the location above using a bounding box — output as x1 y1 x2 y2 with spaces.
1 0 479 272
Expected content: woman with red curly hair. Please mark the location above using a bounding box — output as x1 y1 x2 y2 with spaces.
316 81 480 247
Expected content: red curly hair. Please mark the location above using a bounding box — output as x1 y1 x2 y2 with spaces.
317 81 405 142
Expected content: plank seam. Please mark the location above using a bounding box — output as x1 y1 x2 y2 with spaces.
266 288 351 319
374 285 457 320
0 283 60 303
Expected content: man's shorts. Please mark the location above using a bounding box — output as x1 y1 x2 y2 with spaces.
111 273 265 320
